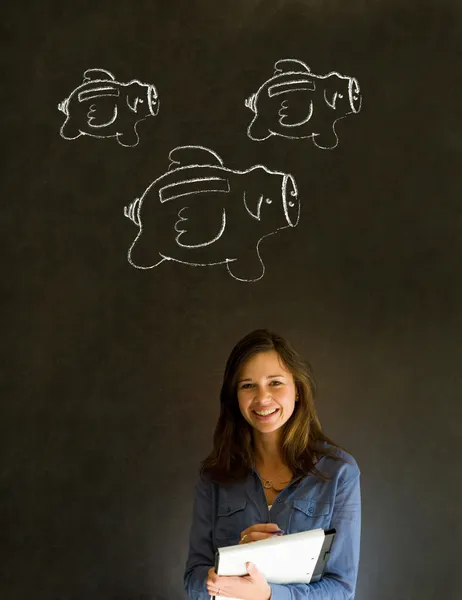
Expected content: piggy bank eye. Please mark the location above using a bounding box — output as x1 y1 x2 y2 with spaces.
139 99 144 103
288 201 295 208
265 198 272 205
339 94 343 99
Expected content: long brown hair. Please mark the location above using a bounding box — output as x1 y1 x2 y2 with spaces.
201 329 349 484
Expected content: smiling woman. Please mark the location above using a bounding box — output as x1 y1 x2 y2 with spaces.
184 329 361 600
237 350 298 432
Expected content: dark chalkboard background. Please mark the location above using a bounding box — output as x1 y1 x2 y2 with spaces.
2 1 461 599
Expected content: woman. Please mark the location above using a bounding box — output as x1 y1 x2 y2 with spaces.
184 329 361 600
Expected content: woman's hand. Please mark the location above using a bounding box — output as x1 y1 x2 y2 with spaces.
205 524 282 598
239 522 283 544
206 563 271 600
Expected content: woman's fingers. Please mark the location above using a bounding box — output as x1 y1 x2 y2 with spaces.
240 530 283 543
240 523 282 538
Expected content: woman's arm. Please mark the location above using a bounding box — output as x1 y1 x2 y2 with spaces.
269 471 361 600
184 471 216 600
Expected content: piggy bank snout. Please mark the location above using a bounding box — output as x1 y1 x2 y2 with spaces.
282 175 299 227
349 78 362 113
126 83 158 117
147 85 159 116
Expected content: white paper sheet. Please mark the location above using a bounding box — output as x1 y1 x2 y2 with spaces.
213 528 326 600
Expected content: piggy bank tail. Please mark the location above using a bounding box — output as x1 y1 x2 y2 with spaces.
57 97 69 115
245 94 257 113
124 198 141 226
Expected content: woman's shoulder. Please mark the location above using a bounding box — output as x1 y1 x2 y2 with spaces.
196 465 245 490
316 444 360 484
193 466 214 494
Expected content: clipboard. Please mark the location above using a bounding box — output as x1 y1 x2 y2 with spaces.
212 528 336 600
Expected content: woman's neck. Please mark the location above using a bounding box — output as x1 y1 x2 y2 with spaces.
253 432 285 469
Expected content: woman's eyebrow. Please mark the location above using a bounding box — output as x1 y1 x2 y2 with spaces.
238 374 285 383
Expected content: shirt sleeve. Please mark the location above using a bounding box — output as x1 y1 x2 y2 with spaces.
184 471 216 600
269 470 361 600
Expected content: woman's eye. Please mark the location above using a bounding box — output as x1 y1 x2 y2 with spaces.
270 381 282 386
241 383 253 389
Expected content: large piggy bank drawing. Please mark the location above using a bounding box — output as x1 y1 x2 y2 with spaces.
58 68 159 147
124 145 300 282
245 59 362 149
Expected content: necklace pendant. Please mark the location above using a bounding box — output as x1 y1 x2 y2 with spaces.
263 480 272 489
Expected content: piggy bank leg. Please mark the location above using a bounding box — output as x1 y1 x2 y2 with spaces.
126 224 168 268
60 117 83 140
226 245 266 282
247 115 273 142
311 122 340 150
127 247 167 270
117 125 140 147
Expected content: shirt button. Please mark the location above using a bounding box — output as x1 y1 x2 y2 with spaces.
308 507 314 514
276 498 282 503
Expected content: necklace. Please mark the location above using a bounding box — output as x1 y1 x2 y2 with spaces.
258 465 292 492
261 478 292 492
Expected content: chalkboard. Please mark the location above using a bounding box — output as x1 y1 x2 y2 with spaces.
2 1 461 599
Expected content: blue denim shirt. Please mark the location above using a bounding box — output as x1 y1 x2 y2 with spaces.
184 448 361 600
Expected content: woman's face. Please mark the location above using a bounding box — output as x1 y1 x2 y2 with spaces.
237 350 297 435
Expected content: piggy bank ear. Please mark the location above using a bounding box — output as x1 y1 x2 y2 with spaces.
243 192 264 221
323 74 344 110
126 86 145 112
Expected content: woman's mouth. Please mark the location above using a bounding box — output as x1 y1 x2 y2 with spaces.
253 408 280 421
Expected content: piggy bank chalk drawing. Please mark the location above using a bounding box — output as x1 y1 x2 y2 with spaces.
124 145 300 282
58 68 159 147
245 59 362 149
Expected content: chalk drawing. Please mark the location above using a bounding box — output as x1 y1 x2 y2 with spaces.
58 68 159 147
245 59 362 149
124 146 299 282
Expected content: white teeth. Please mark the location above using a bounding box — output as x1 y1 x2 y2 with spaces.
255 408 278 416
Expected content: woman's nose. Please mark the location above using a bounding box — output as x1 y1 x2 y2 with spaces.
254 387 272 401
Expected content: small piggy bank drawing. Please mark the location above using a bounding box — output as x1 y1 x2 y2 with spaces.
245 59 362 149
124 145 299 282
58 68 159 147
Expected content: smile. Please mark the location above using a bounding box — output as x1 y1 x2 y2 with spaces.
253 408 280 419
